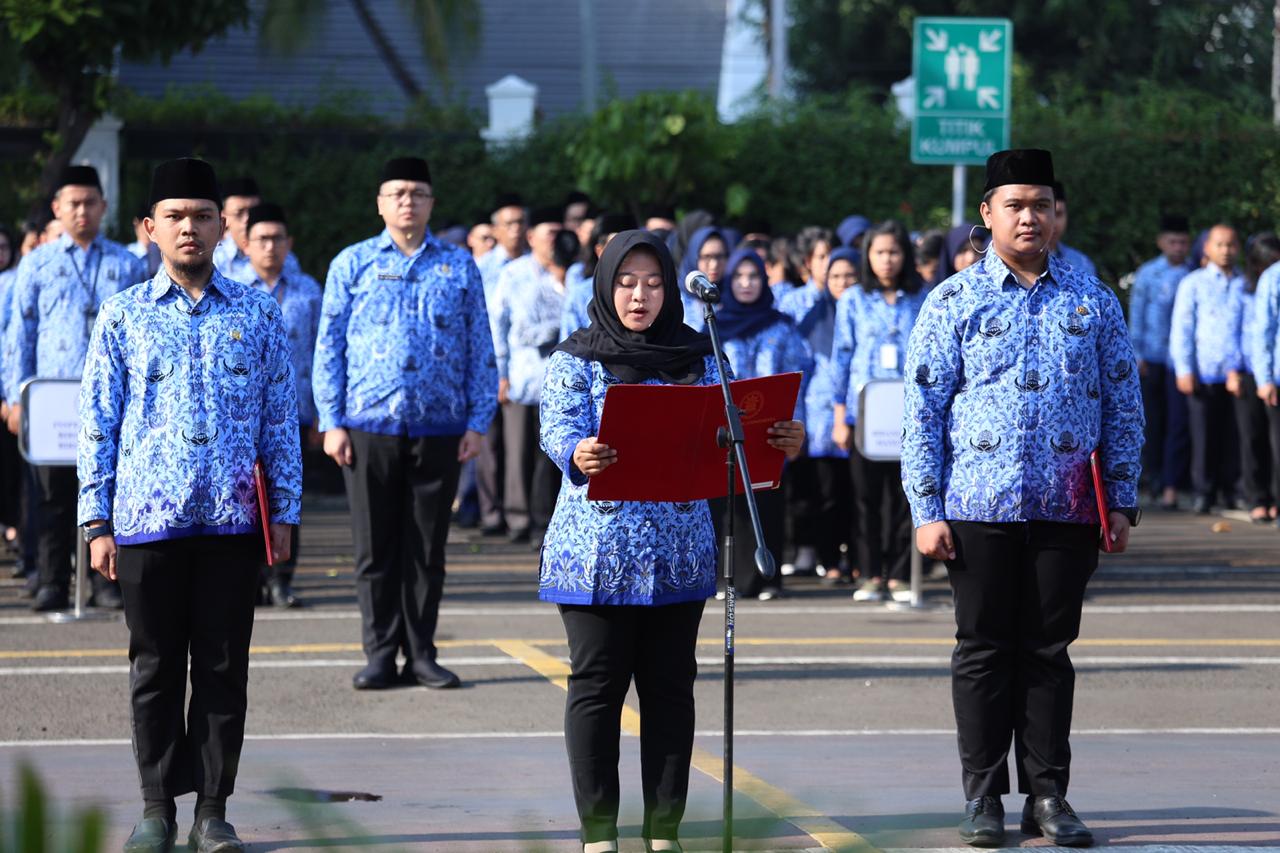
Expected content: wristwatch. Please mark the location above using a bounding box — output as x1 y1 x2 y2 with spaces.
83 523 113 543
1113 507 1142 528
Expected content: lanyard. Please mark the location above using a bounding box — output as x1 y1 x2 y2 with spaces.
68 242 101 307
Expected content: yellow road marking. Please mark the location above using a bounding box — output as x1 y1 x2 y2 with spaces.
494 640 873 852
5 635 1280 661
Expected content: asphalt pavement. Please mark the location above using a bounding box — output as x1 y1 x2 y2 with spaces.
1 495 1278 851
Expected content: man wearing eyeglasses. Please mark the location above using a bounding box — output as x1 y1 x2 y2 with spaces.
313 156 497 691
211 176 302 285
245 202 322 609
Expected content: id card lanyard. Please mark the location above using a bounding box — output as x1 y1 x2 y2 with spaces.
69 241 102 339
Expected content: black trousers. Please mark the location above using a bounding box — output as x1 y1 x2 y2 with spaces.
1139 363 1168 491
1232 374 1274 508
35 465 77 591
476 408 505 529
1162 367 1192 492
1268 403 1280 508
344 430 461 666
946 521 1098 799
787 456 854 569
710 485 785 597
1187 383 1237 502
559 601 705 844
116 534 259 799
0 424 22 529
502 401 557 535
849 446 911 582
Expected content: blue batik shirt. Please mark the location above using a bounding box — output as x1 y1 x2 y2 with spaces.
721 317 811 423
493 254 565 406
77 269 303 544
560 262 593 341
832 285 927 423
1127 254 1192 365
902 252 1144 527
476 244 521 308
212 233 300 285
0 268 15 400
1238 287 1259 376
1054 242 1097 278
1170 265 1247 384
6 233 146 400
313 229 497 437
251 270 323 426
538 352 722 606
777 281 844 458
1250 262 1280 387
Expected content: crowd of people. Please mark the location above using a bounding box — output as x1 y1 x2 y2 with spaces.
0 146 1276 852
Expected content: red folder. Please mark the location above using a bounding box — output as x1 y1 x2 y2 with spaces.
586 372 802 502
1089 450 1114 554
254 460 274 566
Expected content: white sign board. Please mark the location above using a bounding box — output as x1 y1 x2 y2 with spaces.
855 379 905 462
21 379 81 466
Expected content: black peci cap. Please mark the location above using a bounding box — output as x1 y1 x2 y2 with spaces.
529 205 564 228
246 202 287 235
57 165 103 193
380 156 432 186
983 149 1055 194
1159 213 1190 234
148 158 220 207
220 176 260 198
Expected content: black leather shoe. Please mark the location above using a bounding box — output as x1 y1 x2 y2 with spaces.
959 795 1005 847
1192 495 1213 515
31 585 68 612
123 817 176 852
352 661 397 690
1021 795 1093 846
89 583 123 610
187 817 245 852
269 579 301 609
410 658 461 689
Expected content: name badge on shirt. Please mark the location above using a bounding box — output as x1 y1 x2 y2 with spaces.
377 273 402 281
879 343 899 371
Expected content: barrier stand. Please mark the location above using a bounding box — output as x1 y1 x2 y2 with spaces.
856 379 939 612
19 378 116 624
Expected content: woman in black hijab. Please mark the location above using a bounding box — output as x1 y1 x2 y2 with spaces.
541 231 804 852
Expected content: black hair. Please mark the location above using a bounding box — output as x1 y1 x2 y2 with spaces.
0 223 16 271
553 229 581 270
915 229 946 264
860 220 921 294
1244 232 1280 293
795 226 833 262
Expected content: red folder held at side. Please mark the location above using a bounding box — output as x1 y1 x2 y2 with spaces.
254 460 274 566
586 372 803 503
1089 450 1114 554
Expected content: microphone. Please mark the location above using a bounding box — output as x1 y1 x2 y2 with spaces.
684 270 721 304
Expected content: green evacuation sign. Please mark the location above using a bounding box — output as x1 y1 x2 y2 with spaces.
911 17 1012 165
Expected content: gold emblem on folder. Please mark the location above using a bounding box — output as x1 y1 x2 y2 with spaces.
230 329 242 341
1076 306 1089 316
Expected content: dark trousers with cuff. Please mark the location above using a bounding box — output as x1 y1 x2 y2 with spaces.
1163 367 1192 492
787 456 854 569
117 534 259 799
1268 403 1280 507
1187 382 1237 503
710 485 785 598
1139 363 1167 491
344 430 461 667
559 600 705 844
476 409 505 530
502 401 557 536
1233 374 1274 508
849 447 911 582
946 520 1098 799
35 465 76 591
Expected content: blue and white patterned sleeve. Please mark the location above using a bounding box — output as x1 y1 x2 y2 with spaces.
1127 268 1150 361
258 299 303 525
901 293 963 527
829 292 856 408
312 251 354 432
539 351 595 487
1253 266 1280 387
463 256 498 433
6 260 37 401
492 266 513 383
1169 275 1196 379
76 309 126 526
1096 290 1143 509
760 324 811 422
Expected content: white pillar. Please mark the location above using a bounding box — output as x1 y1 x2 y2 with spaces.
481 75 539 148
71 114 123 230
717 0 768 122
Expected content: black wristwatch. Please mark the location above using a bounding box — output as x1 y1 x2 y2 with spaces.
83 523 113 543
1113 507 1141 528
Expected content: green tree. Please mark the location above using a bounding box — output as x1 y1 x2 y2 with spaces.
259 0 480 100
783 0 1274 109
0 0 250 221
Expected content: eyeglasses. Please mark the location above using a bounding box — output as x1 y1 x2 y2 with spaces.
496 217 525 229
698 252 727 263
379 189 433 204
250 235 289 247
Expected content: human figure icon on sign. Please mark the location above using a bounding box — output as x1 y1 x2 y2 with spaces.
945 47 962 89
961 45 980 90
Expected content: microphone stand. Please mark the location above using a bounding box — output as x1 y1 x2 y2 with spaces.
701 297 776 853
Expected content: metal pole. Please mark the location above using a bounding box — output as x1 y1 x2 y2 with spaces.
48 525 113 623
951 164 966 226
908 545 925 608
722 444 735 853
768 0 788 100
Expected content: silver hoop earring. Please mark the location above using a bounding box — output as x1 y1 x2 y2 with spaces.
969 224 989 255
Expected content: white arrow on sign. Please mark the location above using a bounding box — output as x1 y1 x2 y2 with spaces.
978 29 1003 52
924 28 948 51
923 87 946 108
977 87 1000 109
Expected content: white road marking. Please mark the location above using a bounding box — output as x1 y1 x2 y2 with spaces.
5 653 1280 677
